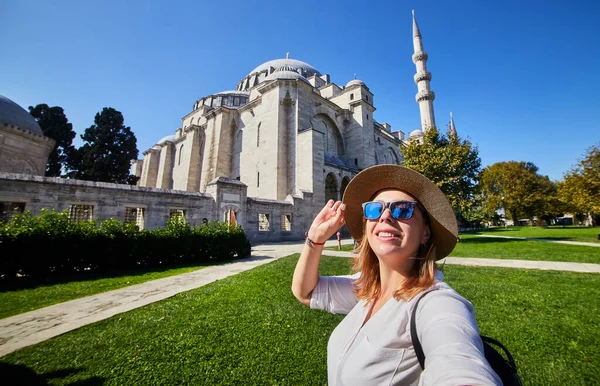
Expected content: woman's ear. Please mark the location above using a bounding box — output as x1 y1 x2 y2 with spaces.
421 225 431 245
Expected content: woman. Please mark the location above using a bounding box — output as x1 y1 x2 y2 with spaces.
292 165 501 385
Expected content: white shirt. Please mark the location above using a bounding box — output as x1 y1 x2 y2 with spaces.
310 271 502 386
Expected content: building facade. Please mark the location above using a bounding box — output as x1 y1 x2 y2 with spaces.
1 12 447 243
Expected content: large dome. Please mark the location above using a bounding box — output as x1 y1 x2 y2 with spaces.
248 58 321 77
0 94 43 136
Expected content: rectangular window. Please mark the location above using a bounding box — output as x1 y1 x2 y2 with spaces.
169 209 186 222
366 95 369 102
0 202 25 222
124 207 145 230
350 93 354 100
281 214 292 232
69 204 94 223
258 213 270 231
257 172 260 187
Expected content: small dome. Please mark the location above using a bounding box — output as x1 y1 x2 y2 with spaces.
346 79 365 88
0 94 43 136
409 129 424 137
264 70 310 84
157 134 176 145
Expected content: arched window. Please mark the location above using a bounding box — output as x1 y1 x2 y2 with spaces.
387 148 399 165
257 122 261 147
314 116 344 157
341 176 350 199
325 173 338 202
178 144 184 165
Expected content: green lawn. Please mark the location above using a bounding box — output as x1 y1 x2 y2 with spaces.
327 235 600 264
325 243 356 252
475 225 600 244
0 264 210 319
451 234 600 264
2 255 599 385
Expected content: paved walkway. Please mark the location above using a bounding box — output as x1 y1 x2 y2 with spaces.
473 234 600 247
1 238 599 358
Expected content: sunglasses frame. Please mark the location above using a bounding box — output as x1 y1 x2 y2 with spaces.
361 200 419 221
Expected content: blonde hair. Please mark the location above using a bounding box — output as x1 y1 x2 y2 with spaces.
351 206 438 303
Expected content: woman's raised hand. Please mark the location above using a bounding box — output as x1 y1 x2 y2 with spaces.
307 200 346 244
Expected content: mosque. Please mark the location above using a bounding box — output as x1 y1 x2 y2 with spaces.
0 12 454 242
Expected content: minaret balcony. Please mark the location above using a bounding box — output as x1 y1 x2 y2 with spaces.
414 72 432 84
412 51 428 63
415 90 435 102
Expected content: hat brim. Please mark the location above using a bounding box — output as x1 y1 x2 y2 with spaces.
342 165 458 260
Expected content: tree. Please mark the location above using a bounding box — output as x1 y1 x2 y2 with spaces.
558 143 600 225
480 161 557 225
72 108 139 184
28 104 77 177
402 127 482 219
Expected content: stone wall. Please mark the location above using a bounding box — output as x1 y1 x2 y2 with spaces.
0 173 215 230
0 173 324 245
0 124 55 176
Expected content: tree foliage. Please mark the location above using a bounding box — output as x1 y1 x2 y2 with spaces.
71 107 139 184
402 127 482 219
480 161 560 224
28 104 77 177
558 143 600 225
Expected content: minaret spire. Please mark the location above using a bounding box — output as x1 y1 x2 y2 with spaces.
412 10 436 131
448 112 457 136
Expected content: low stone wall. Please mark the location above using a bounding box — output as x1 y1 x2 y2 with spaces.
0 173 215 229
0 173 325 245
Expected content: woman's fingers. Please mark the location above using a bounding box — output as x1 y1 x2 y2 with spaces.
335 203 346 224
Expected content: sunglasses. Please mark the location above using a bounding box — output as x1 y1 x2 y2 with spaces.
361 200 419 221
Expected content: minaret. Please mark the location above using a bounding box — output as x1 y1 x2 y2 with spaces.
448 112 457 136
412 10 436 131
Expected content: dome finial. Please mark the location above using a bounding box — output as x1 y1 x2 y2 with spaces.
354 73 357 80
286 52 289 59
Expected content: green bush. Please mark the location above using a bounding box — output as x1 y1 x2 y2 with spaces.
0 210 251 283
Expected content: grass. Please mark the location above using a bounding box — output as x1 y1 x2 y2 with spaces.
327 235 600 264
324 244 355 252
474 225 600 244
0 264 211 319
2 254 599 385
451 234 600 264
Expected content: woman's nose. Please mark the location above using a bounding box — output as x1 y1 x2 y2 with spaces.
379 207 394 222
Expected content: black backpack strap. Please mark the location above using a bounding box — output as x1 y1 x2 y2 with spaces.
410 288 440 370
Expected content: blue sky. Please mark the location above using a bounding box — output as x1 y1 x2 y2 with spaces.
2 0 599 181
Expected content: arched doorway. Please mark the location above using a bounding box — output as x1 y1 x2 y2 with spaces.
340 176 350 199
325 173 338 203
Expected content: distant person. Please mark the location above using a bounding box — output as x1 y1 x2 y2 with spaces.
292 165 501 385
336 231 341 250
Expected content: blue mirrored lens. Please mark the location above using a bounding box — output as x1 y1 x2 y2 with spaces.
364 202 383 220
390 203 414 220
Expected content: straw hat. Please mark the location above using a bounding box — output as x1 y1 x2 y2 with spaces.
342 165 458 260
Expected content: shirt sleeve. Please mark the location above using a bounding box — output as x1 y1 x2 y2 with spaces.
310 273 360 314
416 289 502 386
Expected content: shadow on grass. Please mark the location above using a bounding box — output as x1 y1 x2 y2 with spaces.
0 256 245 293
0 363 104 385
458 237 528 245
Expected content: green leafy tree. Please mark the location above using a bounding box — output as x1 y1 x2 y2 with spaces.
28 104 77 177
403 127 482 218
480 161 557 225
558 143 600 225
72 108 139 184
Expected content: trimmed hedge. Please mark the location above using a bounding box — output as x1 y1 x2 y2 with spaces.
0 210 251 282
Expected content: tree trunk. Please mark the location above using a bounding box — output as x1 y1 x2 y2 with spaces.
510 209 519 226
